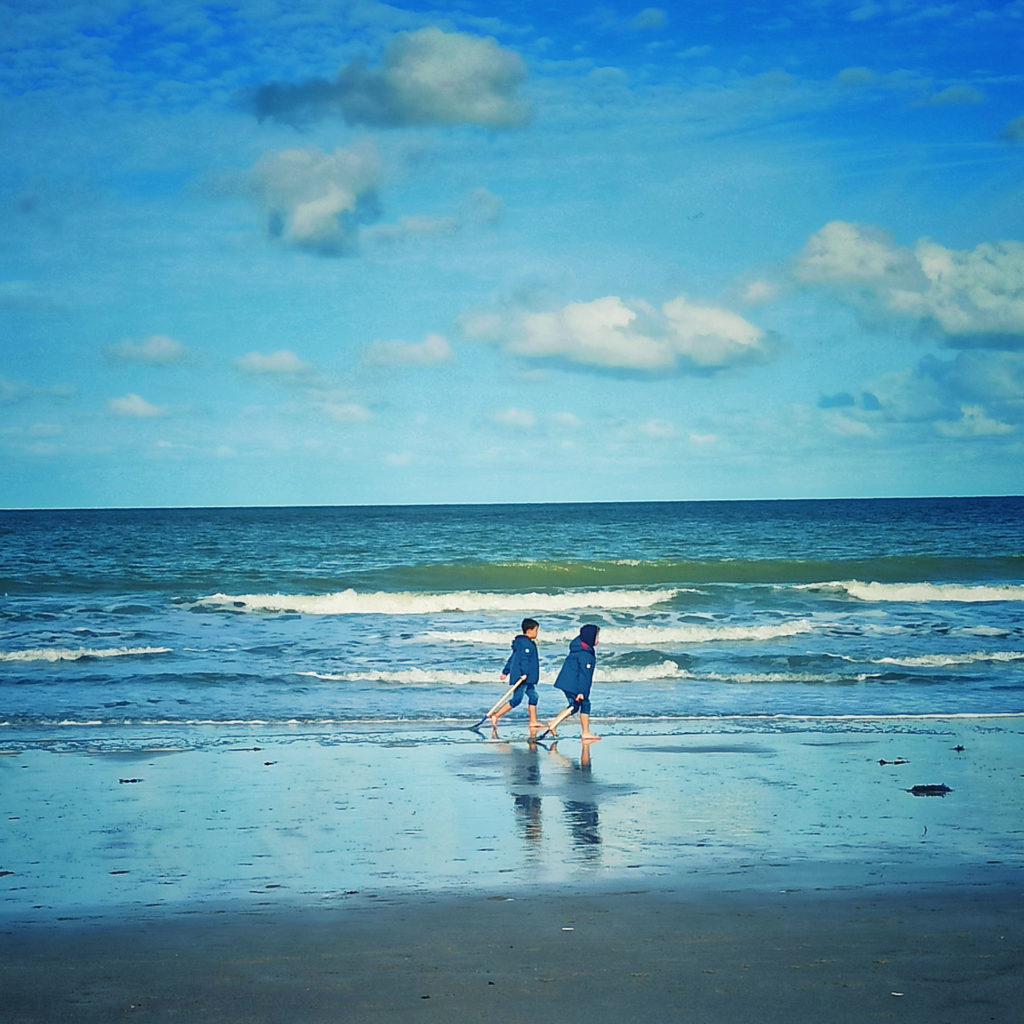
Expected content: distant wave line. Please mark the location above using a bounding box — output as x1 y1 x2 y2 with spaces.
427 620 815 645
193 588 681 615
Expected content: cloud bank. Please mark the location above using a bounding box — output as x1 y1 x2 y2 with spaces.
464 295 768 374
795 221 1024 345
249 28 529 129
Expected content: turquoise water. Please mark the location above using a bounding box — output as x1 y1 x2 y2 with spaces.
2 498 1023 749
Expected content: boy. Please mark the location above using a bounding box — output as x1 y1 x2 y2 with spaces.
489 618 541 733
542 624 601 742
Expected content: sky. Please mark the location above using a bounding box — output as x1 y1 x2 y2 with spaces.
2 0 1023 508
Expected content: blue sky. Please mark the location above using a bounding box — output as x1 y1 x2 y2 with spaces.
2 0 1023 508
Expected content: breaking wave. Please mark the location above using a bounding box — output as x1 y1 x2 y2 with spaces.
809 581 1024 603
426 620 815 646
0 646 172 663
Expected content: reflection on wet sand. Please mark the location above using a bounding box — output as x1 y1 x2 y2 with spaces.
492 737 603 862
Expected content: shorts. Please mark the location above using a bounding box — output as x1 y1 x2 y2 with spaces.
509 683 538 708
557 688 590 715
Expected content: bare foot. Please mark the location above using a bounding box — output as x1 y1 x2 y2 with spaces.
581 734 602 742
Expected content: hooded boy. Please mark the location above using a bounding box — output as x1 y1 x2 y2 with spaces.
544 624 601 741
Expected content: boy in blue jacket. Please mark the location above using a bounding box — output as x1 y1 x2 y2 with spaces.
489 618 541 733
543 624 601 742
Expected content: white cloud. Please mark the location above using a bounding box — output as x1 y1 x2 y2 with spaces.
245 144 381 255
493 408 536 429
319 401 372 423
365 332 454 366
364 214 460 245
476 294 767 374
235 349 315 376
639 418 675 437
794 221 1024 341
250 28 529 129
936 405 1014 437
108 393 168 419
104 334 191 365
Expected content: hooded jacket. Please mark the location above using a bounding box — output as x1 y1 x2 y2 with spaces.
553 635 597 699
503 633 540 686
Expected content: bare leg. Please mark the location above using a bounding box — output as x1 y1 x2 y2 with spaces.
579 713 601 741
543 706 574 737
527 704 541 732
488 702 512 735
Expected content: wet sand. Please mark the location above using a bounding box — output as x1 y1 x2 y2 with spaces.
2 717 1022 1021
4 885 1023 1023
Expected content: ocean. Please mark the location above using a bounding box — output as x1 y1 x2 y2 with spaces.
2 497 1023 752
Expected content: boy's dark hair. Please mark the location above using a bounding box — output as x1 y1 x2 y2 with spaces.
521 618 539 633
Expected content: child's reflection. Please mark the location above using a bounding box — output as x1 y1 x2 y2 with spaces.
546 740 601 858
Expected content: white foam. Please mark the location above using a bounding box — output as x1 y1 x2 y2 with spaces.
301 660 693 686
815 580 1024 603
426 620 814 646
194 588 680 616
0 646 172 663
874 651 1024 668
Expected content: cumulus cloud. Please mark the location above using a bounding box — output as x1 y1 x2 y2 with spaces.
365 332 454 366
466 294 767 374
244 144 381 256
235 349 315 376
108 393 168 419
794 221 1024 344
249 28 529 129
103 334 191 365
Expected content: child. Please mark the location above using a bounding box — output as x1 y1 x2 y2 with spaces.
543 624 601 741
489 618 541 733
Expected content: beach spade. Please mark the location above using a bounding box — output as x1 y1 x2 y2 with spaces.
470 680 526 729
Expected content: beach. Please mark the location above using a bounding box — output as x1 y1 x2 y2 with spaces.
3 718 1022 1022
2 499 1022 1019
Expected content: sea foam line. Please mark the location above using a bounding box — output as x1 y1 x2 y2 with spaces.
300 661 691 686
193 588 680 615
427 620 815 645
808 580 1024 603
0 646 172 663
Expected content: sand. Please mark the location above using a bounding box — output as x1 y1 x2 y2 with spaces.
2 717 1023 1021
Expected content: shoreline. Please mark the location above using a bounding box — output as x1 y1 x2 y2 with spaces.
3 715 1022 1020
3 716 1021 925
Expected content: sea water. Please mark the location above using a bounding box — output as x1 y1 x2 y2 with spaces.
1 498 1023 752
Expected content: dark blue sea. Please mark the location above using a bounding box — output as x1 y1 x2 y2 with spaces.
2 498 1023 751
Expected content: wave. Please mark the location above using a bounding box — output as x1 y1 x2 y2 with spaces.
807 581 1024 603
343 554 1024 590
193 588 680 616
427 620 815 646
872 651 1024 668
0 646 172 663
300 661 692 686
